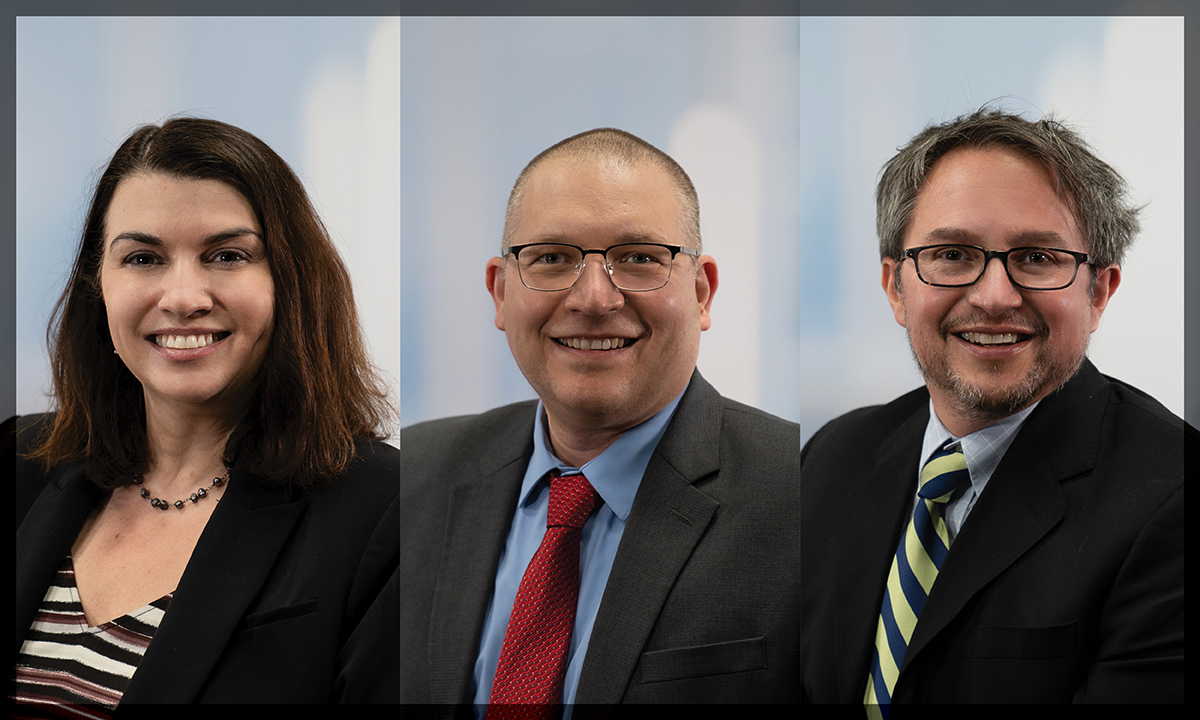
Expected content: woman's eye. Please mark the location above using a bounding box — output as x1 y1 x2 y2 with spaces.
211 249 249 264
124 253 159 266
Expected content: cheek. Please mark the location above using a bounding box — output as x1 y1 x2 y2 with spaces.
241 272 276 336
509 294 555 337
259 291 276 333
642 287 689 324
905 295 946 337
98 276 139 336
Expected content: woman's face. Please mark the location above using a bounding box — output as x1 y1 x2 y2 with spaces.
99 172 275 419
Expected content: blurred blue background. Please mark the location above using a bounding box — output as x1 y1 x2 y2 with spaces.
400 17 802 428
16 17 401 438
799 16 1184 445
16 16 1182 444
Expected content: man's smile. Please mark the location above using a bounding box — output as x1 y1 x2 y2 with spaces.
552 336 637 351
956 331 1032 347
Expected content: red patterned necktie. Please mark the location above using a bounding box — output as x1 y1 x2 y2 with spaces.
488 472 600 716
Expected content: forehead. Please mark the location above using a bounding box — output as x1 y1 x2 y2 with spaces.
513 157 683 246
907 146 1084 252
106 173 259 235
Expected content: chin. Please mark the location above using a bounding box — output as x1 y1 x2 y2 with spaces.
919 346 1088 425
143 378 244 408
545 381 644 422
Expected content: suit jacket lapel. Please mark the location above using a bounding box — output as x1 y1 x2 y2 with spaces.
574 372 722 704
123 469 307 703
427 412 533 704
897 362 1106 686
14 465 101 656
833 401 927 702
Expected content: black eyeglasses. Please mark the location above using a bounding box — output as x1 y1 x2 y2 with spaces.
503 242 700 292
902 244 1092 290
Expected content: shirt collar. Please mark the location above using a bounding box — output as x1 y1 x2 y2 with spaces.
921 398 1040 492
519 385 688 522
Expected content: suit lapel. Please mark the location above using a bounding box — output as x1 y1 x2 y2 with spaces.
427 413 533 704
122 469 307 703
833 401 927 702
902 429 1067 670
15 465 101 655
896 362 1106 689
574 373 722 704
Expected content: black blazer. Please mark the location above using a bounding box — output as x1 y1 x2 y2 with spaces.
400 371 799 704
799 360 1188 703
9 414 399 704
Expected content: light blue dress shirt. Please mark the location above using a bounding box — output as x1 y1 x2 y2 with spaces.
472 386 687 716
916 399 1039 541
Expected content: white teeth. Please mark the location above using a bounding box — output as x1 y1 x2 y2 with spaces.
961 332 1019 346
155 333 216 349
559 337 627 350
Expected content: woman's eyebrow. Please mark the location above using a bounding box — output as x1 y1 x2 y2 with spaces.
108 227 263 251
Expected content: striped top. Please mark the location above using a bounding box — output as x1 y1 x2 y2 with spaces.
11 556 172 718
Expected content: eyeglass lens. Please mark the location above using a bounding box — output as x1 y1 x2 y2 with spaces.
916 245 1080 288
516 243 677 291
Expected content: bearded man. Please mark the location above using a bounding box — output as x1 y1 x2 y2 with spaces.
800 107 1189 707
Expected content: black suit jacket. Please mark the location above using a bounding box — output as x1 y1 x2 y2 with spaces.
400 371 799 704
799 360 1187 703
9 414 400 704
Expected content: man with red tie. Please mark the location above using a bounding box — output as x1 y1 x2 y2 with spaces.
800 107 1188 705
401 128 799 711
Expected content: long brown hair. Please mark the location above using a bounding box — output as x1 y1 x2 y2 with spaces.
26 117 394 488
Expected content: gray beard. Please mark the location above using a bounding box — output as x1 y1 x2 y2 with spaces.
908 330 1088 427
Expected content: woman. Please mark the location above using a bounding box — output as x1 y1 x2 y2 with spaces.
8 117 397 708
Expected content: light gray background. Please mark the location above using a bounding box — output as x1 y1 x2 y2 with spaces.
16 17 401 438
400 16 802 428
12 14 1188 442
799 16 1184 445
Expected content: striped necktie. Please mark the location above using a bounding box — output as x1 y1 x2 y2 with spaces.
864 443 970 711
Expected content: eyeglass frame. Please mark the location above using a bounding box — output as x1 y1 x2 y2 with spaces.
900 243 1093 291
502 241 701 292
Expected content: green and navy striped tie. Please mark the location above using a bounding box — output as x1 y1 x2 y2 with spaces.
864 444 970 713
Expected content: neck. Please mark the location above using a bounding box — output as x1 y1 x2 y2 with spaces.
544 422 623 469
542 402 669 468
928 392 1026 438
142 398 240 496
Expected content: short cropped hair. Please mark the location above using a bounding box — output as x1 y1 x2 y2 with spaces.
26 117 394 489
876 106 1142 269
501 128 702 251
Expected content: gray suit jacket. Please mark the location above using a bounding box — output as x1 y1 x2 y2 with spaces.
400 371 799 705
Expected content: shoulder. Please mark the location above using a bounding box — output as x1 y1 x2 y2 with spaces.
10 413 71 520
1035 361 1185 446
1045 364 1189 476
331 437 399 499
674 370 799 447
1095 370 1186 432
719 394 799 432
400 400 538 481
349 436 399 470
232 439 399 527
400 401 538 442
10 412 55 453
714 394 800 457
281 438 399 527
801 386 929 463
237 438 398 568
